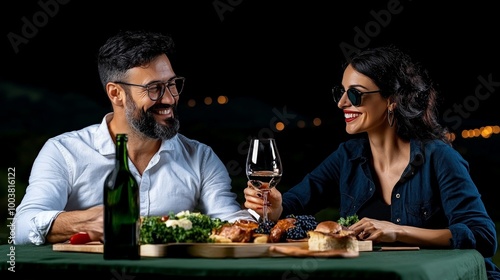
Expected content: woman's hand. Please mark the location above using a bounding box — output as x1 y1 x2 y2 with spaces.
348 217 401 243
348 217 453 247
243 181 283 222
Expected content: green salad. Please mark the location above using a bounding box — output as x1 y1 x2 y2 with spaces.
337 214 359 227
139 210 228 244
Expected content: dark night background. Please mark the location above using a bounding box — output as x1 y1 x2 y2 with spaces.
1 0 499 262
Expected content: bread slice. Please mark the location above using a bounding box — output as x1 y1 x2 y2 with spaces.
307 231 358 252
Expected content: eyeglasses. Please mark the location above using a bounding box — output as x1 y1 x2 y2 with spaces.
332 86 381 107
114 76 185 101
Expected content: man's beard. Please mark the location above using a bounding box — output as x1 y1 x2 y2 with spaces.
125 97 180 140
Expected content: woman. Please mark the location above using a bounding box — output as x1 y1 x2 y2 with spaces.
244 45 499 279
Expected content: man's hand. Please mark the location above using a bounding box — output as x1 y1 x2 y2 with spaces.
46 205 104 244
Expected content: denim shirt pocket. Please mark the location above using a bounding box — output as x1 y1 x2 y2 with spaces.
405 199 443 227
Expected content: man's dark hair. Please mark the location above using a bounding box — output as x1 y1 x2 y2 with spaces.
97 30 175 89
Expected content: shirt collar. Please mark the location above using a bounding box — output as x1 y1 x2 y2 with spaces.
400 139 426 183
93 113 116 156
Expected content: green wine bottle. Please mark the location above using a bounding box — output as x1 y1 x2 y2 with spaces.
103 134 140 260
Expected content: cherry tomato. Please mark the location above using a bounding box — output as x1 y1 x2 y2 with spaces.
69 232 91 244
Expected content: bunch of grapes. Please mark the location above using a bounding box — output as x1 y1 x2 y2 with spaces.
285 214 318 240
255 215 318 240
255 220 276 234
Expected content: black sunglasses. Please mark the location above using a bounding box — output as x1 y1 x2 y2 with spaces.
332 86 381 107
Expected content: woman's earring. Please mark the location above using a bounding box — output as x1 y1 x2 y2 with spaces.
388 108 395 127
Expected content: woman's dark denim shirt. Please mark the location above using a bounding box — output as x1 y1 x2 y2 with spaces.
282 138 497 258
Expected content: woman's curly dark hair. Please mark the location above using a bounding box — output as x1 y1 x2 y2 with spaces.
348 45 451 145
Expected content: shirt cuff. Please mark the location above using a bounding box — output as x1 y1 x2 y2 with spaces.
221 209 258 223
28 210 63 245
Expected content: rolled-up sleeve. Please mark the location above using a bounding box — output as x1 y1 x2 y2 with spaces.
197 146 255 222
14 139 72 245
26 211 63 245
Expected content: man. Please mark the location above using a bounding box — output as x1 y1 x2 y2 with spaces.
14 30 255 245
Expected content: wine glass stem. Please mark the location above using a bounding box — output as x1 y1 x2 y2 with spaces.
262 190 270 222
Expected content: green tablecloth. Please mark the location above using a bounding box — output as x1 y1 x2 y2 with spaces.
0 244 487 279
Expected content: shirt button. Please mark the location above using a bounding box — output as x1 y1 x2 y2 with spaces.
396 218 401 223
395 193 400 199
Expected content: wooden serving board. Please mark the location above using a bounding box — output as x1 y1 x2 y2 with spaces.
172 242 308 258
53 240 372 258
53 242 103 254
270 245 359 258
357 240 373 252
52 242 308 258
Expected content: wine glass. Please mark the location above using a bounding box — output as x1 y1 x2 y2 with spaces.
246 138 283 222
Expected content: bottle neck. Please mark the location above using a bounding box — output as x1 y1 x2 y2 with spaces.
116 134 129 171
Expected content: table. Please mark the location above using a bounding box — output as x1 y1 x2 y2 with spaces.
0 244 487 279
